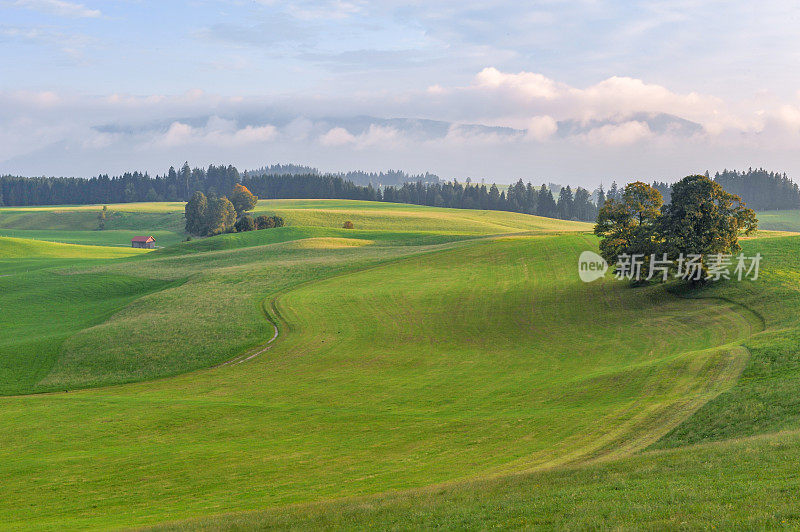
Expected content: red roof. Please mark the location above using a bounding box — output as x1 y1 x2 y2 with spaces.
131 236 155 242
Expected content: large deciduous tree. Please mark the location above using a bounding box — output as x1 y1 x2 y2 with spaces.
229 184 258 217
658 174 757 260
594 175 758 284
593 181 663 265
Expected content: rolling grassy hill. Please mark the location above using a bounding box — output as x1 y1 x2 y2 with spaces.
0 199 587 249
756 209 800 232
0 200 798 528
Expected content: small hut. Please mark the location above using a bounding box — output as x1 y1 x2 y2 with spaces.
131 236 156 249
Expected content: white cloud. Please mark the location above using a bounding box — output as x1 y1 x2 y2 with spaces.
319 127 356 146
526 116 558 141
357 125 402 148
474 67 563 100
160 118 277 148
440 124 520 147
5 67 800 185
778 105 800 131
162 122 195 147
319 125 401 149
458 68 727 131
584 121 653 146
14 0 101 18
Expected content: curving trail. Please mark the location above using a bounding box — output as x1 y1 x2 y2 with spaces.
216 312 279 367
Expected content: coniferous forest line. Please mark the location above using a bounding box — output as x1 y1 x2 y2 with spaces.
0 164 797 222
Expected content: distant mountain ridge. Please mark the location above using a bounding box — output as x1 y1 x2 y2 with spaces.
95 112 702 142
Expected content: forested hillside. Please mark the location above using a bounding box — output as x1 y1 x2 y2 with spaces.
0 165 599 221
713 168 800 210
604 169 800 210
1 164 797 222
245 165 440 187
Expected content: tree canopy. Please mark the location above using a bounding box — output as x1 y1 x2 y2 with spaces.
229 184 258 217
185 192 236 236
594 175 757 283
594 181 663 267
659 174 757 258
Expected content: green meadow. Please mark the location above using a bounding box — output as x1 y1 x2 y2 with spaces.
1 201 800 529
756 208 800 232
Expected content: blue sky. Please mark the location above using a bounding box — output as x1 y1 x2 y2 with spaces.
2 1 800 185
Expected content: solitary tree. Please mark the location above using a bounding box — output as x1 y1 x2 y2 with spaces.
97 205 107 230
659 175 757 275
229 184 258 217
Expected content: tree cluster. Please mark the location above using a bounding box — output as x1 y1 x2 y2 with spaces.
594 175 757 283
184 184 269 236
185 192 237 236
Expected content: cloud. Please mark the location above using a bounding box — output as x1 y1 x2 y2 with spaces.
160 117 278 148
319 127 356 146
13 0 101 18
4 66 800 185
526 116 557 141
584 121 653 146
197 17 314 48
0 25 95 58
474 67 563 100
440 124 520 147
459 67 726 131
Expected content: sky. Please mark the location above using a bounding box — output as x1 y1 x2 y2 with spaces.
2 0 800 186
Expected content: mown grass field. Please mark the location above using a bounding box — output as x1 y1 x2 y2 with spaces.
756 208 800 232
0 200 798 529
0 199 587 249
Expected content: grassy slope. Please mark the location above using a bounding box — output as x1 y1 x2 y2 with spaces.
253 199 591 234
156 428 800 530
0 204 761 529
0 238 173 395
0 236 149 259
0 204 186 248
0 199 592 395
756 209 800 231
0 229 184 248
0 200 592 395
652 235 800 447
0 199 588 248
0 200 796 529
156 232 800 530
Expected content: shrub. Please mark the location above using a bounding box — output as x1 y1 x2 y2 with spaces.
235 215 256 232
255 215 285 230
